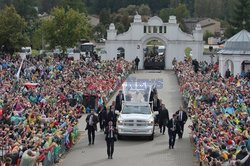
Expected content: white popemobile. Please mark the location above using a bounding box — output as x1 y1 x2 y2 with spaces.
115 82 158 140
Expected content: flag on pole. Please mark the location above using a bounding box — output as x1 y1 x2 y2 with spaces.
16 59 24 79
24 83 39 89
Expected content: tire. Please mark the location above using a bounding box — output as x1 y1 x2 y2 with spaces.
149 134 154 141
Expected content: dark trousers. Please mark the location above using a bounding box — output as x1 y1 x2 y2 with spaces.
106 139 114 157
99 117 104 131
168 130 177 147
136 64 139 70
159 121 166 134
178 121 184 138
88 127 95 144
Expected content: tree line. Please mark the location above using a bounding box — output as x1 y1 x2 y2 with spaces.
0 4 90 53
0 0 249 53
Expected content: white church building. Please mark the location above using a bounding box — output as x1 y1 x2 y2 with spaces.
218 29 250 76
103 14 204 69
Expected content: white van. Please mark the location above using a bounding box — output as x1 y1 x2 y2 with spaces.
21 47 32 56
157 46 165 56
116 83 158 140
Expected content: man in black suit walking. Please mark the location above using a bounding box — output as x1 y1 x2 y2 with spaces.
85 109 99 145
152 94 160 112
105 121 117 159
103 105 117 127
159 104 169 135
167 114 181 149
107 105 117 127
135 56 140 70
175 106 187 139
115 90 124 112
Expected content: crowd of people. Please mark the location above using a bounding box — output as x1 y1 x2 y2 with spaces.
144 53 165 63
175 59 250 166
0 53 132 165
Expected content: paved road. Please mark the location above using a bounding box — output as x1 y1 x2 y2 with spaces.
61 70 194 166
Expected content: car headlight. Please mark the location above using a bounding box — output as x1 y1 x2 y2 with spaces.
148 120 154 126
117 120 123 125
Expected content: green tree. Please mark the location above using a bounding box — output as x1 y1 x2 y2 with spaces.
0 5 29 53
175 3 189 20
39 0 61 13
99 8 111 25
93 23 107 41
175 4 189 32
60 0 86 13
159 8 176 22
203 30 214 43
0 0 12 9
13 0 38 20
194 0 209 18
116 22 125 34
138 4 151 16
31 27 44 50
230 0 250 34
41 7 91 52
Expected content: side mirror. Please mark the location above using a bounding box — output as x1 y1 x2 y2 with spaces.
115 110 120 115
153 111 159 116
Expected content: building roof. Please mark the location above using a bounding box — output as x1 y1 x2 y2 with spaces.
88 15 99 26
218 30 250 55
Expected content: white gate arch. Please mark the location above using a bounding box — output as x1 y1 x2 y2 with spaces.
105 14 203 69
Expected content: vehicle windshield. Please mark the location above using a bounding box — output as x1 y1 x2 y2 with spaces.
122 105 151 114
123 83 152 103
80 44 94 52
21 49 30 53
67 48 74 54
158 48 165 53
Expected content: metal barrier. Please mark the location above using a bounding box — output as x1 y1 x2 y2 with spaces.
42 149 55 166
174 67 204 166
40 127 79 166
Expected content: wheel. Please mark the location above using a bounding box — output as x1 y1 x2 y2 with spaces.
149 134 154 141
117 134 122 140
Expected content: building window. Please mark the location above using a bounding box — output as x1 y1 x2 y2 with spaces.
153 26 157 33
159 26 162 33
164 26 167 33
144 26 147 33
148 26 151 33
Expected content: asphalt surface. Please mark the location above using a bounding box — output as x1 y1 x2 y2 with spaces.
61 70 194 166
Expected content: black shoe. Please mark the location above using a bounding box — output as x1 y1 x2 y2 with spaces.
162 133 165 135
108 156 110 159
169 146 171 149
92 142 94 145
160 129 162 133
172 146 174 149
110 156 113 159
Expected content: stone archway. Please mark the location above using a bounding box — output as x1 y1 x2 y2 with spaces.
224 59 234 75
141 35 167 70
241 60 250 76
117 47 125 59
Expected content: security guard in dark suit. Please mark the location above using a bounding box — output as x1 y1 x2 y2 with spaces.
167 114 181 149
175 107 188 139
85 109 98 145
105 121 117 159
